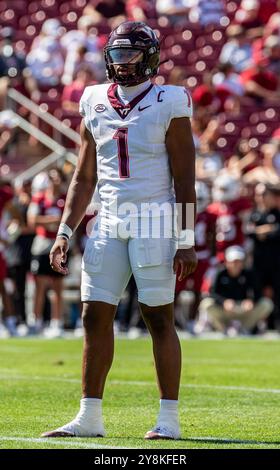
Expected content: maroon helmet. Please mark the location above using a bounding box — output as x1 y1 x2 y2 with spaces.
104 21 160 87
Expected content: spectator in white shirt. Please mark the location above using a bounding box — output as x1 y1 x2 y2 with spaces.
60 16 104 84
155 0 195 24
189 0 225 26
26 37 64 88
219 25 253 72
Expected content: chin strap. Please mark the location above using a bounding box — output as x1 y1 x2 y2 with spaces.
159 59 170 66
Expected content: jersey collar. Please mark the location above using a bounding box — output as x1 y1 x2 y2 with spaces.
107 82 154 119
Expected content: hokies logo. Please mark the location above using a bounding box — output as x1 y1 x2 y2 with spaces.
94 104 107 113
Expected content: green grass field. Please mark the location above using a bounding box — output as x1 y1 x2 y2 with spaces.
0 337 280 449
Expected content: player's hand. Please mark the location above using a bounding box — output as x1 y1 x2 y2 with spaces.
49 237 69 275
173 247 198 281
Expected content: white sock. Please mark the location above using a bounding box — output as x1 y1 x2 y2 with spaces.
77 398 103 423
35 318 43 330
58 398 105 437
29 315 43 329
50 319 62 329
156 399 180 433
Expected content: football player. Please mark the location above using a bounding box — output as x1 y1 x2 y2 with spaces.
176 181 215 331
43 21 197 440
208 173 251 262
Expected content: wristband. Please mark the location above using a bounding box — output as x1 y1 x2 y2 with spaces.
178 229 195 248
57 234 70 241
57 223 73 240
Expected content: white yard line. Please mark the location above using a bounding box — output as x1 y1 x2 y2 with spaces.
0 435 276 449
0 436 131 449
1 373 280 394
111 380 280 394
184 383 280 394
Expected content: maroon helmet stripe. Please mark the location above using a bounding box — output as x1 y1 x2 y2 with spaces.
107 83 154 119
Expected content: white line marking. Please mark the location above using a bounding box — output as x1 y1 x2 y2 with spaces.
0 374 80 383
111 380 280 394
0 435 277 449
184 383 280 394
0 436 131 449
1 374 280 394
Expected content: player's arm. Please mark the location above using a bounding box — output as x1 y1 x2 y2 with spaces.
244 80 280 100
166 117 198 281
49 120 97 274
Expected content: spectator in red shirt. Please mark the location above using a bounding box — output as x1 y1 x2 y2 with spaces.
126 0 156 20
0 180 18 335
257 0 278 24
234 0 263 30
27 170 66 337
193 70 241 114
251 11 280 64
83 0 126 26
240 57 280 102
62 66 97 113
263 36 280 75
192 83 214 108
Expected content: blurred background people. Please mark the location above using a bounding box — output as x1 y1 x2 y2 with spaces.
208 174 252 262
62 66 97 113
6 180 35 326
27 170 66 337
247 184 280 329
0 0 280 338
175 181 216 333
0 27 30 109
0 179 18 336
201 245 273 335
26 37 64 90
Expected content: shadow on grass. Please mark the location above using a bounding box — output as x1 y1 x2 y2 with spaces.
110 436 280 447
180 436 280 446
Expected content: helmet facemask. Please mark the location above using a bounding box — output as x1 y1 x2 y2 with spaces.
105 47 147 86
104 21 160 87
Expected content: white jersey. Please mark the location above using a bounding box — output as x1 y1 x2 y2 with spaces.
79 82 193 220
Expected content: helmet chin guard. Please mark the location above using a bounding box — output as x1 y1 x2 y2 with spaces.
104 21 160 87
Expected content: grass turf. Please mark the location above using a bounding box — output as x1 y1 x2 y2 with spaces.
0 337 280 449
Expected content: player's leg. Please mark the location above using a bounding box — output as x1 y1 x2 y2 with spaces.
200 297 229 332
43 300 116 438
33 275 49 331
129 236 181 439
140 302 181 400
0 279 18 336
42 234 131 438
186 259 209 333
30 254 51 332
81 301 117 399
50 276 63 323
239 297 274 331
140 301 181 440
44 275 64 337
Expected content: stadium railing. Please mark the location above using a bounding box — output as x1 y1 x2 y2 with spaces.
7 88 79 185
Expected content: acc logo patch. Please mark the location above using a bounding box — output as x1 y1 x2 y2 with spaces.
94 104 106 113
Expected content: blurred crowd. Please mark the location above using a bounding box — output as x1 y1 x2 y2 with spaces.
1 0 280 338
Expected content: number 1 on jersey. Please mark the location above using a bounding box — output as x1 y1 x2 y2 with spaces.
113 128 130 178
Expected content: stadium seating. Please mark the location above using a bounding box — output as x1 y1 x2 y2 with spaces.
2 0 278 162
